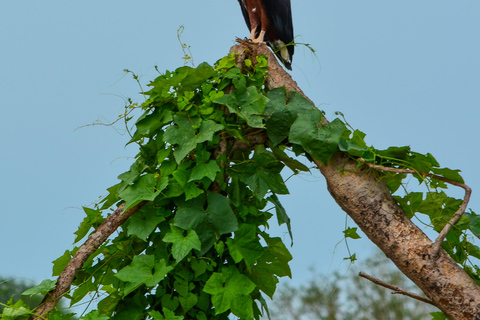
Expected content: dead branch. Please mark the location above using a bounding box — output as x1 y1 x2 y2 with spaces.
359 271 435 306
31 201 147 320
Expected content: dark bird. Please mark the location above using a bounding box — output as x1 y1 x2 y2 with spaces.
237 0 294 70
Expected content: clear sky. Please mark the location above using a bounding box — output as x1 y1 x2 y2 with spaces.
1 0 479 292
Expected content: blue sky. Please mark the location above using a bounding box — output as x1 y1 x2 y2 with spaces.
1 0 479 293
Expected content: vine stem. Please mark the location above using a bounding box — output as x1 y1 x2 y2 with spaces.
30 201 147 320
357 158 472 259
358 272 435 305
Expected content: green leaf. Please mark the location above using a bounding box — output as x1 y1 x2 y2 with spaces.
214 86 268 128
115 255 173 295
432 167 464 184
343 227 361 239
203 266 255 319
264 89 315 146
128 108 173 144
375 146 411 161
163 226 201 262
22 279 57 296
126 206 167 241
74 207 104 243
226 224 264 270
119 174 168 210
466 211 480 237
174 193 238 254
188 160 220 182
80 310 110 320
267 194 293 244
2 304 32 318
232 147 289 200
52 250 71 276
163 114 223 163
178 62 216 93
271 146 309 173
339 129 369 157
149 308 184 320
430 311 447 320
184 182 204 201
290 115 345 165
179 293 198 313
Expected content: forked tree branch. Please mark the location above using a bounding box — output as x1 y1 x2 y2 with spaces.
230 42 480 319
358 157 472 258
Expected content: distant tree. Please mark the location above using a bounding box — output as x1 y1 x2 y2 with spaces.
0 278 42 312
266 251 438 320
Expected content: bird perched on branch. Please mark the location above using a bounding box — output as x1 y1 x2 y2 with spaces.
237 0 295 70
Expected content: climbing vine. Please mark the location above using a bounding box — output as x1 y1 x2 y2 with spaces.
3 50 478 320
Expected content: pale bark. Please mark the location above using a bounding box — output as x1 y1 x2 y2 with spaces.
231 42 480 319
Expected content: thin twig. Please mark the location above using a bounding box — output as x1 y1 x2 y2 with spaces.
358 158 472 259
31 201 147 320
359 272 435 306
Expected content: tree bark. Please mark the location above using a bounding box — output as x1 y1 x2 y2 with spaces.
232 42 480 319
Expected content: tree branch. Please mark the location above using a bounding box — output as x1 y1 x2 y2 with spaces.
230 42 480 319
358 271 435 306
357 157 472 258
31 201 147 320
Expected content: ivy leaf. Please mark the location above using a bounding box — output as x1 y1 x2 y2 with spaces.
375 146 411 161
432 167 464 184
339 129 368 157
271 146 309 173
249 233 292 297
178 62 216 93
267 194 293 244
343 227 361 239
264 89 315 146
163 114 223 163
204 266 255 319
22 279 57 296
149 308 184 320
74 207 104 243
128 108 173 144
214 86 267 128
2 301 31 319
184 183 204 201
80 310 110 320
119 174 168 210
188 160 220 182
115 255 174 295
466 211 480 237
126 206 167 241
430 312 447 320
232 147 289 200
226 224 264 271
52 250 71 276
163 226 201 262
179 293 198 313
174 193 238 254
290 114 345 165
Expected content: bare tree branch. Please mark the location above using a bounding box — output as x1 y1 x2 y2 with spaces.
359 271 435 306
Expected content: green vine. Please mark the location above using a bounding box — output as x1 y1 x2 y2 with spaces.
5 51 478 320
